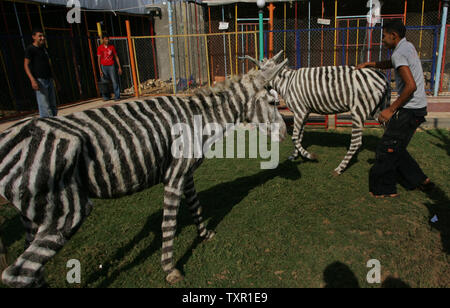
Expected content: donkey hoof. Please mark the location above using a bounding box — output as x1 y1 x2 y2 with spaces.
332 170 341 177
2 266 34 288
309 153 319 161
201 230 216 242
166 269 184 284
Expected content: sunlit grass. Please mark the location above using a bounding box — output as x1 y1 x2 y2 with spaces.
1 128 449 288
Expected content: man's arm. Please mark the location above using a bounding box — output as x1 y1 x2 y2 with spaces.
378 65 417 123
24 58 39 91
112 46 122 76
97 55 103 78
356 60 393 70
46 50 60 91
115 55 122 75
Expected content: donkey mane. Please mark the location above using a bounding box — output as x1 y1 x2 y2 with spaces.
193 68 259 97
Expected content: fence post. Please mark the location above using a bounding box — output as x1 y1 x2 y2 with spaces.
439 26 448 92
167 1 177 93
296 30 301 68
126 20 139 98
268 3 275 58
97 22 103 39
84 12 100 97
434 0 449 96
258 4 264 61
334 0 338 66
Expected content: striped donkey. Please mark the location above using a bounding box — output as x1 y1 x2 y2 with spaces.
0 58 288 287
245 52 390 175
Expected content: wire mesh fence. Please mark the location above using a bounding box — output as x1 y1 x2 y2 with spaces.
0 0 447 121
132 31 260 95
264 25 440 94
127 21 442 98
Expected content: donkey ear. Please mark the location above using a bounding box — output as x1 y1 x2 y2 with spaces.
270 51 284 63
240 55 260 68
261 58 288 84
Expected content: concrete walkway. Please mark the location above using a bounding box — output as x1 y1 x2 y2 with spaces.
0 96 140 133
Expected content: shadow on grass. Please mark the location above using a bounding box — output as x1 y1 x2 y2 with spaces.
0 214 25 251
323 262 359 288
285 128 382 172
423 185 450 255
421 129 450 157
323 261 411 288
85 159 302 287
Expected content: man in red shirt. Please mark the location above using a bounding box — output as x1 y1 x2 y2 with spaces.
97 35 123 101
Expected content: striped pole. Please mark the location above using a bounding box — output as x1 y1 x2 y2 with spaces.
167 1 177 93
259 9 264 61
126 20 139 97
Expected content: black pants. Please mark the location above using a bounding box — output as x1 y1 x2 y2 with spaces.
369 108 427 195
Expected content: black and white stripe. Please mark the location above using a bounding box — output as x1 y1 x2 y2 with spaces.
270 63 389 174
0 59 287 287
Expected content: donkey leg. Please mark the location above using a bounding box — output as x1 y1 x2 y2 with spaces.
184 174 215 241
21 216 39 250
334 120 363 175
288 117 301 161
290 113 317 161
161 183 184 284
1 228 66 288
2 181 91 288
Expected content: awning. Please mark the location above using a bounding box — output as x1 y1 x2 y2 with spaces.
203 0 291 6
32 0 203 15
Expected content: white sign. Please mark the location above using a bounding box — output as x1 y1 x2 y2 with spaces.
317 18 331 26
219 22 229 30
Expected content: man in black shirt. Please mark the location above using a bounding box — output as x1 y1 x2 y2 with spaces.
24 29 57 117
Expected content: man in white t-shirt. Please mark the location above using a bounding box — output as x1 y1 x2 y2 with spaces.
357 20 433 198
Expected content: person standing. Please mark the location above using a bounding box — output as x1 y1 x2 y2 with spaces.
97 35 123 101
357 20 433 198
24 29 58 117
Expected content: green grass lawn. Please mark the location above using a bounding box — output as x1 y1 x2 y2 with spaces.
0 128 449 288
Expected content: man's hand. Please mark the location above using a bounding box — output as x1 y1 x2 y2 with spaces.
99 70 104 78
118 67 123 76
378 107 395 124
356 62 375 70
31 79 39 91
356 60 393 70
378 65 416 124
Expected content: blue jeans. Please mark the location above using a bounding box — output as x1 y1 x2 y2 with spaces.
36 78 57 117
101 65 120 100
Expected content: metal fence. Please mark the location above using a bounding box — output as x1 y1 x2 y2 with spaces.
128 24 441 97
96 37 134 95
0 0 446 121
131 31 260 95
269 25 439 93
